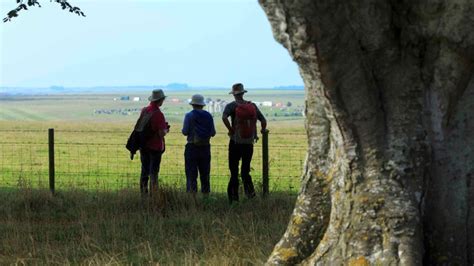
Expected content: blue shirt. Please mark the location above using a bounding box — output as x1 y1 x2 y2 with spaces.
182 109 216 143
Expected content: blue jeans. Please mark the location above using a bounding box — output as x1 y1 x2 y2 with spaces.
140 149 163 194
184 143 211 193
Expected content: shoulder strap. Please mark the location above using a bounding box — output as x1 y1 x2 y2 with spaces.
135 108 159 132
236 100 251 105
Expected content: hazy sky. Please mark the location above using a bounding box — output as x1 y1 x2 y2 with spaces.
0 0 302 88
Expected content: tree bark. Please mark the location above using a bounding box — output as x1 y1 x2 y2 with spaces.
259 0 474 264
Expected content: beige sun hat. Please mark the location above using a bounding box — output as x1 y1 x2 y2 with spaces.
189 94 206 106
148 89 166 102
229 83 248 95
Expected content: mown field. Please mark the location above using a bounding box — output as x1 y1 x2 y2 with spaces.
0 89 305 123
0 90 307 264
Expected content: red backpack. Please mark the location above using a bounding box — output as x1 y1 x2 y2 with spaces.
234 102 257 144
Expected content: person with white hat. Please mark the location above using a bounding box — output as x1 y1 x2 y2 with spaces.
222 83 267 203
138 88 169 195
182 94 216 196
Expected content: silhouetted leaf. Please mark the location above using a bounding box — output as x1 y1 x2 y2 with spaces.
7 10 18 17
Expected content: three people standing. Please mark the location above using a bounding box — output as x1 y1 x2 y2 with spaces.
135 84 266 203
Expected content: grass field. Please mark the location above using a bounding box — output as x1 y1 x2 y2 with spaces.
0 120 306 193
0 90 307 264
0 90 307 193
0 187 297 265
0 89 305 123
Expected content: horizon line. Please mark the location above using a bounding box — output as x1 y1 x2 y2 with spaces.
0 84 305 89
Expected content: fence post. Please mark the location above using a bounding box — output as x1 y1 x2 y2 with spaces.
48 128 55 194
262 129 269 197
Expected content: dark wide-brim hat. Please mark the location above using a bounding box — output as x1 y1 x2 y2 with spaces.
229 83 247 95
148 89 166 102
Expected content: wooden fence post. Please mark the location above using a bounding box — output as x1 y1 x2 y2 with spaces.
262 129 269 197
48 128 55 194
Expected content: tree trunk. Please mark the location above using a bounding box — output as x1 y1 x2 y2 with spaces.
259 0 474 264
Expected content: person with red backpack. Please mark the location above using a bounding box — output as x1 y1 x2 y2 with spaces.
135 89 169 195
222 83 267 203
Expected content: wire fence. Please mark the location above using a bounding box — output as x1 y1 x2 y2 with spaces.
0 129 307 194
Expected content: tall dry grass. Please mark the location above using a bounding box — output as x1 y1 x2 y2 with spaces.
0 187 296 265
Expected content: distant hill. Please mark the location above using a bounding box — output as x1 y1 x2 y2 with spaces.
164 83 189 90
272 85 304 90
0 83 304 95
0 84 187 95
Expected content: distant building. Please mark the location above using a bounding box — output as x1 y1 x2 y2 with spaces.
206 100 227 114
171 98 180 103
132 97 140 102
120 96 130 101
262 101 272 107
275 102 283 108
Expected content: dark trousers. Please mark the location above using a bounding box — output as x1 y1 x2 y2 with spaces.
140 149 163 194
184 143 211 193
227 140 255 202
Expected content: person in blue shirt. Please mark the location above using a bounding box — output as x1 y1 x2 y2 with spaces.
182 94 216 196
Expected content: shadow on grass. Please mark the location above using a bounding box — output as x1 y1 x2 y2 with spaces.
0 187 297 265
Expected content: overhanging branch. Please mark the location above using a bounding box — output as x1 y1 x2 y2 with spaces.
3 0 85 23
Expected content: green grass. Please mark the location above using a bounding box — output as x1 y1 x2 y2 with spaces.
0 91 307 264
0 120 307 192
0 187 296 265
